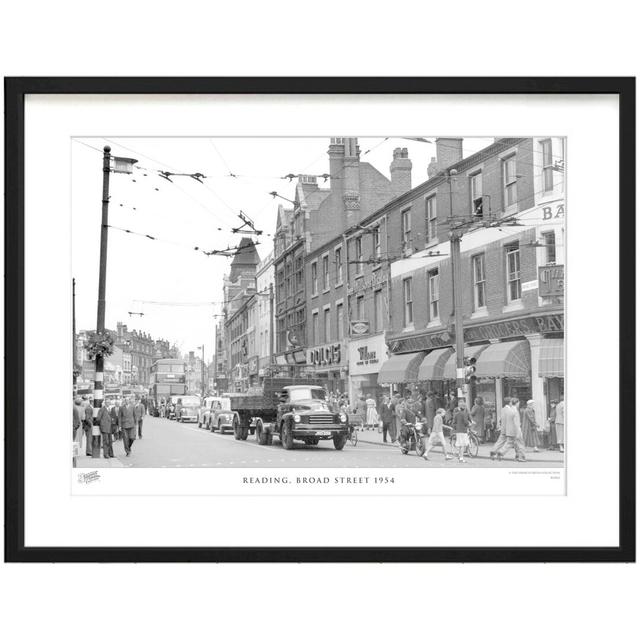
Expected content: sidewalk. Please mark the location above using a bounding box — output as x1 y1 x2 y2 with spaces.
74 435 126 468
356 427 565 462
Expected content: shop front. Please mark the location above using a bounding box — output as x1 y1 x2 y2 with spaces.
306 341 346 395
348 333 388 405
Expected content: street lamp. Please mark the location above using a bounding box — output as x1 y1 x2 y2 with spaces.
197 345 205 396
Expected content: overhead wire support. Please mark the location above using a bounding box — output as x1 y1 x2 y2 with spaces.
231 210 263 236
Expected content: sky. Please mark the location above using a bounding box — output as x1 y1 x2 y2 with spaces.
72 136 493 363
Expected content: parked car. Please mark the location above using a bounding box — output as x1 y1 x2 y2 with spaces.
175 395 200 423
198 396 237 433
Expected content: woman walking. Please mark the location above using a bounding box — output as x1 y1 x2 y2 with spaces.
365 394 379 430
521 399 540 452
470 397 486 442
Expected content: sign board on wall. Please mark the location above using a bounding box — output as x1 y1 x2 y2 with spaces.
347 334 388 375
307 343 341 367
539 265 564 297
350 320 370 336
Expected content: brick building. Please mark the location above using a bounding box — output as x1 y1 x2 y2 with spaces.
379 137 565 428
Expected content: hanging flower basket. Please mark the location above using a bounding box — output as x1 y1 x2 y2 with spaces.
84 331 114 360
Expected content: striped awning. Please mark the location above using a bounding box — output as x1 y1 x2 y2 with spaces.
417 348 453 381
538 338 564 377
378 352 426 384
475 340 531 378
443 345 490 379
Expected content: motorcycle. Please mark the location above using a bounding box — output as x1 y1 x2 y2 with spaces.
400 420 426 456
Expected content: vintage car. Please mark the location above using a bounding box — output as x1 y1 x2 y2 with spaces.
174 395 201 423
198 396 237 434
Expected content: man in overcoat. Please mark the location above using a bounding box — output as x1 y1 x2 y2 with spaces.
82 397 94 456
119 397 137 456
496 397 526 461
97 399 114 458
134 397 145 438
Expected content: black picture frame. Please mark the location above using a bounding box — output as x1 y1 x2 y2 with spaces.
4 77 635 563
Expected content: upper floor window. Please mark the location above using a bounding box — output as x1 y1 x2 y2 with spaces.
502 155 517 209
472 254 486 310
428 269 440 320
373 289 384 332
541 139 554 192
542 231 556 264
356 295 365 321
322 254 330 291
335 246 343 284
425 196 437 243
470 171 483 217
373 226 381 259
401 208 412 255
311 261 318 296
505 244 522 302
323 307 331 343
311 312 319 345
403 278 413 326
336 303 344 340
355 237 363 274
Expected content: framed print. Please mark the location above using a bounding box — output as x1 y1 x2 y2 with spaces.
4 77 635 562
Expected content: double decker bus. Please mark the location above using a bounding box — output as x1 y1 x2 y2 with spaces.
149 358 187 410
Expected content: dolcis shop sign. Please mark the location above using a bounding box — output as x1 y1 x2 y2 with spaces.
307 343 341 366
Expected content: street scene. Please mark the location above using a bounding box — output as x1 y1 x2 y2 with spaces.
72 136 565 470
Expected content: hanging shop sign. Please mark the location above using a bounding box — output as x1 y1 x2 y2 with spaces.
307 343 342 367
538 265 564 297
388 313 564 354
248 356 259 375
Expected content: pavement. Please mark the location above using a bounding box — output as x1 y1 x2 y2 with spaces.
73 416 565 469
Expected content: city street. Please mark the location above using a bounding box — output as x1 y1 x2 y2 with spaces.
76 415 565 469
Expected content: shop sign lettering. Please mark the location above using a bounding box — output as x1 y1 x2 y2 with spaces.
356 346 379 366
541 203 565 220
307 343 342 366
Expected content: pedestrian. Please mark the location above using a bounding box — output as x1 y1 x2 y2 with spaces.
97 399 114 458
134 396 145 438
522 399 540 452
555 395 565 453
490 397 511 459
379 395 396 443
109 399 120 441
423 408 453 461
82 396 94 456
119 397 136 456
397 391 417 450
424 391 438 433
365 394 379 430
496 397 527 462
470 396 486 442
141 395 148 415
547 400 558 449
452 399 472 463
73 397 82 442
355 394 367 421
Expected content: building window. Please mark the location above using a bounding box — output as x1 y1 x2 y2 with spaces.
311 261 318 295
428 269 439 320
322 255 330 291
401 208 412 255
335 246 343 284
541 139 554 192
356 294 365 321
502 155 517 209
403 278 413 326
470 171 483 216
373 289 384 332
355 237 363 274
336 303 344 340
373 226 381 258
542 231 556 263
324 308 331 343
472 254 486 310
425 196 437 242
312 312 319 345
506 244 522 302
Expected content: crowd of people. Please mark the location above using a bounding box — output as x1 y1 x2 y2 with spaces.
326 387 565 463
72 394 148 459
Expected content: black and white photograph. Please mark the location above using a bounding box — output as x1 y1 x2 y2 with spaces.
71 135 566 473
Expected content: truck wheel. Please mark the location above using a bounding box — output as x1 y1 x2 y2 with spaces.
281 421 294 450
333 434 347 450
239 427 249 441
256 419 270 446
233 418 241 440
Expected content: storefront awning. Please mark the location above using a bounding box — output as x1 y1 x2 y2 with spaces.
538 338 564 377
378 352 426 384
475 340 531 378
442 345 489 379
417 348 453 381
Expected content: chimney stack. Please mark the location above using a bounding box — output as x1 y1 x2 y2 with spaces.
435 138 463 173
427 156 439 178
390 147 412 196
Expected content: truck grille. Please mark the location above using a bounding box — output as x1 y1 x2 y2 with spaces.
308 414 335 425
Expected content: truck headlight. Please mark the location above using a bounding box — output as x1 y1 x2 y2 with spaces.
293 414 301 423
339 413 347 423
